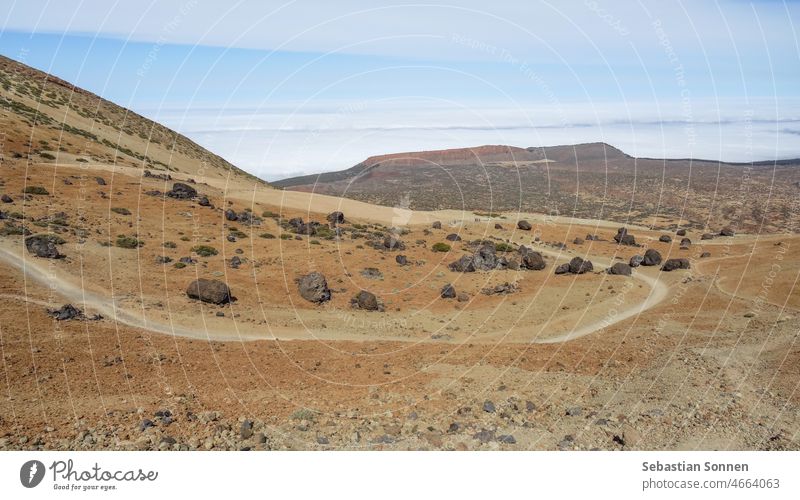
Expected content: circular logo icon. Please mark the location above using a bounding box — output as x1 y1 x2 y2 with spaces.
20 460 45 488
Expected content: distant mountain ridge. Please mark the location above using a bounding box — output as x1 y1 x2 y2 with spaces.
273 142 800 233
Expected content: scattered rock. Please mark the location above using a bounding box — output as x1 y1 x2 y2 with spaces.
629 255 644 268
554 263 571 275
701 233 715 240
518 246 546 270
568 256 593 274
25 234 64 259
186 279 232 304
445 233 461 242
573 237 583 245
659 235 672 243
676 228 687 236
383 234 405 251
566 406 582 417
680 237 692 247
139 419 154 431
326 211 345 226
431 221 442 229
352 290 381 311
483 400 496 413
720 227 735 237
661 258 691 272
197 195 211 207
1 194 12 203
156 255 172 264
95 176 106 186
225 209 238 221
441 284 456 299
614 227 636 246
517 220 532 231
296 272 331 303
166 182 197 199
240 420 253 439
607 262 632 276
395 255 408 266
481 282 518 295
229 256 242 269
497 435 516 444
700 251 711 258
494 223 503 230
456 292 470 302
642 249 662 266
48 304 84 321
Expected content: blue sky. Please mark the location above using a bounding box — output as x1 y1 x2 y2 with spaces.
2 0 799 179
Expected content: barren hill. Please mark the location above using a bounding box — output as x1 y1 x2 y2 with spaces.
274 142 800 233
0 55 264 183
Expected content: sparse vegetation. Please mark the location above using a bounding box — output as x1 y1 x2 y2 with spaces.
111 207 131 216
495 242 515 252
23 186 49 195
280 233 294 240
116 235 143 249
259 233 276 239
431 242 451 252
174 262 186 269
39 152 56 160
163 241 177 248
191 245 218 257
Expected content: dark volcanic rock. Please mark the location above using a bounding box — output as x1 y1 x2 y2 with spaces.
518 246 546 270
449 243 506 272
25 234 63 259
680 238 692 247
720 227 735 237
661 258 691 272
326 211 345 226
95 176 106 186
197 195 211 207
432 221 442 229
167 182 197 199
700 252 711 258
642 249 662 266
629 255 644 268
568 256 593 274
448 254 475 273
186 279 232 304
49 304 84 321
225 209 238 221
608 262 632 276
352 290 380 311
494 223 503 230
701 233 715 240
1 194 12 203
614 227 636 246
659 235 672 243
445 233 461 242
383 235 405 251
676 228 687 236
296 272 331 303
441 284 456 299
517 220 532 231
229 256 242 269
395 254 408 266
573 237 584 245
555 263 571 275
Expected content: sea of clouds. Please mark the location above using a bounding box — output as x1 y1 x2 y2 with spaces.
148 98 800 181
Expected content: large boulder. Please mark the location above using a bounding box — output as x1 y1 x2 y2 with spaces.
517 220 532 231
448 254 476 273
25 234 63 259
352 290 380 311
554 263 571 275
518 246 546 270
680 237 692 247
49 304 84 321
186 279 232 304
642 249 662 266
607 262 632 276
568 256 593 274
661 258 691 272
225 209 238 221
614 228 636 246
440 284 456 299
629 255 644 268
472 243 499 271
296 272 331 303
326 211 345 226
167 182 197 199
